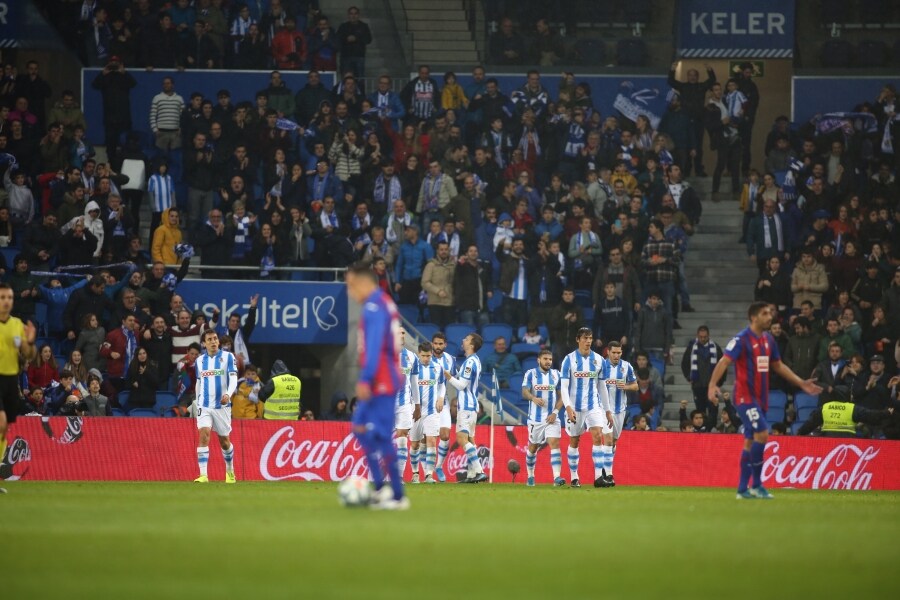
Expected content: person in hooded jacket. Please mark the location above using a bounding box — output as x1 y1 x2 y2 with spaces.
60 200 105 260
325 391 352 421
152 207 183 265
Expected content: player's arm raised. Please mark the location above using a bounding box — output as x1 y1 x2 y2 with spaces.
773 360 823 396
707 355 732 403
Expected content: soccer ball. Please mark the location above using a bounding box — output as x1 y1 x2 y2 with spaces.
338 477 372 507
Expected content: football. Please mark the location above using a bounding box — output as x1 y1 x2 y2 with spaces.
337 476 372 507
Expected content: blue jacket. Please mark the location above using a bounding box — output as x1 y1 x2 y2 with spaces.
366 91 405 123
39 277 90 334
664 224 689 255
534 219 563 242
482 350 521 386
395 238 433 283
307 172 344 204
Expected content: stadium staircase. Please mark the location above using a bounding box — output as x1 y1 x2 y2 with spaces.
401 0 480 66
660 181 754 430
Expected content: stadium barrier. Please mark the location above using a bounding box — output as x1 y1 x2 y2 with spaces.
4 417 899 490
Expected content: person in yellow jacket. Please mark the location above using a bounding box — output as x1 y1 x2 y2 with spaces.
259 359 302 420
797 397 894 437
152 207 182 265
232 364 264 419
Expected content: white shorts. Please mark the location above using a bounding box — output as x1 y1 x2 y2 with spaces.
612 411 626 439
440 403 451 429
564 407 612 437
422 412 441 438
528 419 562 445
197 406 232 436
395 404 414 431
456 409 477 435
409 412 425 442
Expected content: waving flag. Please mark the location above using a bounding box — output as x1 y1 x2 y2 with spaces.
813 112 878 137
613 81 667 128
492 369 503 420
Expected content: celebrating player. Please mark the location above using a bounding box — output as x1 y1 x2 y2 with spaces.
194 330 238 483
394 326 418 480
560 327 613 488
411 341 446 484
430 332 454 482
521 349 564 487
600 341 638 487
0 283 36 494
708 302 822 500
443 333 487 483
346 264 407 509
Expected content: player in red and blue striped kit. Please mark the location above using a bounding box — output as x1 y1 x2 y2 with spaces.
346 264 408 510
708 302 821 500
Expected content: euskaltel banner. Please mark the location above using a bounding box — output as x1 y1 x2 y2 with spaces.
3 417 899 490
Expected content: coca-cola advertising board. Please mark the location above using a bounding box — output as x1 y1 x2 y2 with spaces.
3 417 900 490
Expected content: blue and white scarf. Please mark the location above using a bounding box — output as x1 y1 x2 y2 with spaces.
689 340 717 382
422 174 443 212
563 123 586 158
373 174 401 206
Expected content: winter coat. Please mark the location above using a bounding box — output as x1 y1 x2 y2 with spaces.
61 200 105 258
633 304 673 351
151 208 182 265
75 327 107 372
420 257 456 307
790 262 829 309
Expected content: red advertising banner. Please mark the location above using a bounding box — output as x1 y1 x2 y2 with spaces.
3 417 900 490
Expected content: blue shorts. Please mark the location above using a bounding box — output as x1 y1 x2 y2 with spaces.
351 395 394 442
736 402 769 439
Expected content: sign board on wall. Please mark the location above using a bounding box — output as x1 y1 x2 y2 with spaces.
177 279 348 345
0 1 20 48
792 76 900 124
678 0 796 58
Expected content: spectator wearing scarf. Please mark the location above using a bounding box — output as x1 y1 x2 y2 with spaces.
680 326 724 423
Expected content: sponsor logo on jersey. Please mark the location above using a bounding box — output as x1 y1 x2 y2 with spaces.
464 366 472 375
418 379 436 386
573 371 597 378
401 367 411 375
200 369 225 377
533 384 555 391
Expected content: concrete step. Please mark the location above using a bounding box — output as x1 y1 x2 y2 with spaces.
408 19 471 31
415 49 479 62
415 39 476 51
413 29 475 41
407 9 467 21
404 0 464 8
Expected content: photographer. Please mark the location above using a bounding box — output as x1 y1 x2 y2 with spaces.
58 394 88 417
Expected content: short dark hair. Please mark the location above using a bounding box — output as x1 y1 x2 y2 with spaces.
690 409 704 419
203 329 218 341
188 342 202 352
347 262 377 283
468 333 483 352
607 341 622 349
431 332 446 342
538 348 553 358
697 325 709 334
748 301 769 320
418 341 433 353
576 327 592 339
636 367 650 380
60 370 74 379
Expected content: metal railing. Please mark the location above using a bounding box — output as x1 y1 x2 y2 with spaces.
385 0 414 70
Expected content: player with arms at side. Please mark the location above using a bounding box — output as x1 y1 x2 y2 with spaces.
600 341 638 487
560 327 614 488
0 283 37 494
346 263 407 509
194 330 239 483
411 341 445 484
708 301 822 499
443 333 487 483
430 332 455 482
522 349 564 486
394 326 418 480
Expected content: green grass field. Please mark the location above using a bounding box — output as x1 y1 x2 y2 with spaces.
4 482 900 599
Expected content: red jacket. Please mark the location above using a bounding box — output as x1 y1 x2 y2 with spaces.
271 30 307 70
100 327 135 378
27 362 59 389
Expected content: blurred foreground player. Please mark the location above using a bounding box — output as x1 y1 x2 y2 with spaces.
0 283 37 493
346 263 408 510
708 302 822 500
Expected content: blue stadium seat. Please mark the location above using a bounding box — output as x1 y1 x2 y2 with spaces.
486 288 503 316
154 392 178 415
128 408 159 417
616 39 646 67
414 323 440 342
822 40 852 68
791 421 805 436
521 357 538 373
649 357 666 378
573 290 592 309
794 393 820 423
498 389 521 413
117 391 131 411
396 303 419 326
111 408 127 417
34 303 48 336
481 323 513 345
508 372 525 392
858 40 888 68
35 337 58 355
517 325 549 342
625 404 643 429
511 343 541 359
445 323 472 348
768 390 788 410
767 407 786 425
574 38 606 66
582 306 594 328
0 247 18 269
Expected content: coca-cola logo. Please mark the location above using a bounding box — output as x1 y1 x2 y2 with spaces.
259 426 370 481
41 416 84 445
763 441 880 490
0 437 31 481
444 445 491 475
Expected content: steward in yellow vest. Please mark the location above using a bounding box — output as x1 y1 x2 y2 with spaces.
259 360 301 420
797 399 894 437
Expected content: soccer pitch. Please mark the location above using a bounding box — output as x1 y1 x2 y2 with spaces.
5 483 900 599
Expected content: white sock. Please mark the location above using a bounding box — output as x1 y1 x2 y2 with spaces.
550 448 562 479
425 446 436 476
567 447 579 480
465 442 483 474
197 446 209 477
592 444 604 480
525 450 536 477
604 444 615 476
410 444 420 474
396 437 408 477
436 439 449 469
221 443 234 475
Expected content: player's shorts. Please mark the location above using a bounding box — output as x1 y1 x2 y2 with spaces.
528 419 562 445
565 407 612 437
736 402 769 440
421 412 441 438
456 409 477 435
409 411 425 441
0 375 21 424
439 403 451 429
197 405 232 436
612 411 626 438
394 403 414 431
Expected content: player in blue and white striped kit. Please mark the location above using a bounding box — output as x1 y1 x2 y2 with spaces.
410 341 446 484
443 333 487 483
193 330 239 483
395 326 418 481
522 349 564 487
599 341 638 487
560 327 612 489
430 332 455 481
